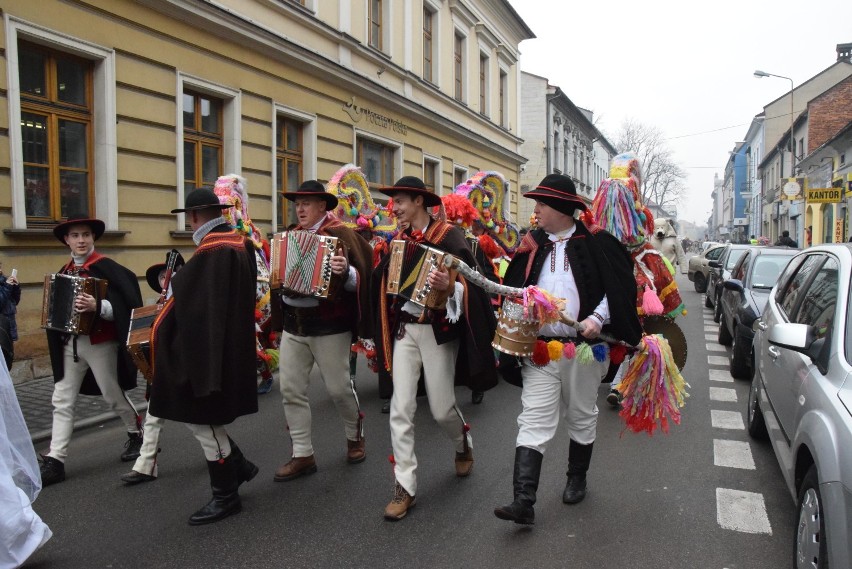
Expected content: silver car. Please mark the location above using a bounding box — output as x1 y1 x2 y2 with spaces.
748 244 852 569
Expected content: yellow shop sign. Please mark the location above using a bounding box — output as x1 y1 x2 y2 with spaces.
806 188 842 203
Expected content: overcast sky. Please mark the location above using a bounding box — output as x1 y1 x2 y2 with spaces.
507 0 852 226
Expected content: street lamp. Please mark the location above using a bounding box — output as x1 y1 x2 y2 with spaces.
754 70 795 241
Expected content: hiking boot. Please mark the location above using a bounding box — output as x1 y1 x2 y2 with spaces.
273 455 317 482
384 481 416 521
347 438 366 464
455 448 474 477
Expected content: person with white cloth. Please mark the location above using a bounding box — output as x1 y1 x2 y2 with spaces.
0 355 52 567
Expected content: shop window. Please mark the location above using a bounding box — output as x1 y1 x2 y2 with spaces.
277 118 304 228
18 40 93 225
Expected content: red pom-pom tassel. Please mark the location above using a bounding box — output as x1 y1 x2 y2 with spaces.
610 344 627 365
531 340 549 366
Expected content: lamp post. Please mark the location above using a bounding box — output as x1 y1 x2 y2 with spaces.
754 70 795 242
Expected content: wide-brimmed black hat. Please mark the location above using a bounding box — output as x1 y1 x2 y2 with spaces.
53 213 106 244
380 176 442 208
171 188 231 214
145 250 186 293
282 180 339 210
523 174 588 215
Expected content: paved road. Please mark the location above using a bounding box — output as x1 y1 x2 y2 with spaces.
23 274 795 569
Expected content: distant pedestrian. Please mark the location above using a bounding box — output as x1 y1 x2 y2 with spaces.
775 230 798 248
0 262 20 368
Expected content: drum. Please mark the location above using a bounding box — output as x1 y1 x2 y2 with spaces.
492 297 540 357
126 304 162 381
41 273 108 335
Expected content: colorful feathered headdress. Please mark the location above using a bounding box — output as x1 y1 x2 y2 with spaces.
329 164 397 239
213 174 264 251
590 152 654 247
452 171 520 254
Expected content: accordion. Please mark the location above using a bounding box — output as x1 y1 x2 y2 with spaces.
386 240 457 309
41 273 108 335
270 230 340 298
126 303 162 381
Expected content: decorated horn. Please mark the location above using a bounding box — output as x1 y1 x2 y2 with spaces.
442 254 525 297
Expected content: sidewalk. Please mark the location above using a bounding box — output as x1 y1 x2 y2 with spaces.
14 376 148 444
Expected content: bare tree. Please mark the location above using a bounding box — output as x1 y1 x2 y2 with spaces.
612 119 687 214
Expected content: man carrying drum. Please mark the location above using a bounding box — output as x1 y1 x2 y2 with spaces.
493 174 641 525
373 176 497 521
270 180 373 481
40 214 144 486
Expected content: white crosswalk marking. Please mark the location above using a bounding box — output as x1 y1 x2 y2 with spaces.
705 333 716 341
706 343 726 352
714 439 755 469
716 488 772 534
707 355 729 366
703 319 715 326
709 369 734 382
710 387 737 402
711 410 745 430
704 325 717 332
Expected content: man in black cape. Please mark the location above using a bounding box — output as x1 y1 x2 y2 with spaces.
40 214 143 486
494 174 642 525
372 176 497 521
148 189 259 525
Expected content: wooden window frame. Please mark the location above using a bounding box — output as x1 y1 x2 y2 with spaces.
479 54 488 116
276 117 304 228
356 136 396 190
19 40 94 226
369 0 383 51
499 70 507 128
423 8 434 84
182 90 224 193
454 34 464 102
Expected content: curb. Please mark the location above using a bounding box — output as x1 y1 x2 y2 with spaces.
31 401 149 445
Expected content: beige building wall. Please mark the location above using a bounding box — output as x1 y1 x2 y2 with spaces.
0 0 533 381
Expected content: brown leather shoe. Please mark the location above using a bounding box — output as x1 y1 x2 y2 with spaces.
384 481 416 521
347 438 366 464
273 455 317 482
455 448 474 477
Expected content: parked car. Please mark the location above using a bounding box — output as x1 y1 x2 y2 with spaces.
717 246 799 378
700 241 719 253
748 244 852 569
688 243 725 293
706 244 749 318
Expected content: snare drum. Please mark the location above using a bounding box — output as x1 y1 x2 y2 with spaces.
492 298 540 357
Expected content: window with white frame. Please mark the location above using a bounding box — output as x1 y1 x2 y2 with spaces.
5 18 117 230
479 54 489 117
454 33 465 102
423 157 440 193
357 135 397 189
369 0 390 53
454 166 468 189
498 69 507 128
423 7 435 84
276 117 303 228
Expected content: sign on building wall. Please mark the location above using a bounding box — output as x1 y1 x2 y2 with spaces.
806 188 842 203
835 219 844 244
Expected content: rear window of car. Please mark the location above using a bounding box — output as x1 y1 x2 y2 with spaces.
750 255 794 289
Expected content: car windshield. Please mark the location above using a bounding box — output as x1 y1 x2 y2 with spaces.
750 256 794 289
725 249 746 270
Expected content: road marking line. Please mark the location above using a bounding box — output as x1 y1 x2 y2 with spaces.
704 325 717 332
711 410 744 430
713 439 755 470
707 355 729 366
709 369 733 382
705 333 716 341
716 488 772 534
710 387 737 402
706 343 726 352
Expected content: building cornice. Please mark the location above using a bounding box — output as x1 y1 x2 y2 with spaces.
138 0 524 162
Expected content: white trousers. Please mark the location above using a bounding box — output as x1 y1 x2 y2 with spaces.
131 413 166 476
516 354 608 452
48 337 140 462
390 323 468 496
185 424 231 462
279 330 360 457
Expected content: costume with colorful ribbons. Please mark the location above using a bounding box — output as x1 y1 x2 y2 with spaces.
450 171 520 255
213 175 278 379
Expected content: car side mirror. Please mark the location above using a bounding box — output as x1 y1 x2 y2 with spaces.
768 322 825 369
723 279 743 292
708 260 721 268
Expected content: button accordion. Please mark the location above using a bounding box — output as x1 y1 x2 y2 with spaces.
386 240 457 310
41 273 108 335
270 230 339 298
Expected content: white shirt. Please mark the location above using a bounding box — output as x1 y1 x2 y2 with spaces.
536 225 610 338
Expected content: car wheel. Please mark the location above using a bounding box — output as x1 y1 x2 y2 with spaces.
730 331 750 379
704 293 713 308
694 273 706 293
718 313 732 346
795 466 828 569
746 373 767 440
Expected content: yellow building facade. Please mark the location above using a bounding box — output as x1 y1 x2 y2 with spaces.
0 0 533 380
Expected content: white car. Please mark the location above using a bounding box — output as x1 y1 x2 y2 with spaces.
748 244 852 569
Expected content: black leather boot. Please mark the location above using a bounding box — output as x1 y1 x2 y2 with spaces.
494 446 543 525
228 437 259 485
188 456 242 526
563 440 593 504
